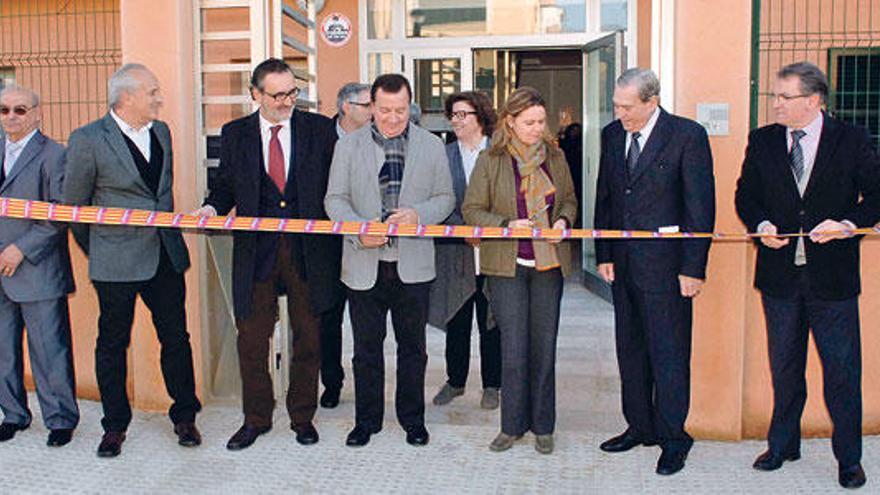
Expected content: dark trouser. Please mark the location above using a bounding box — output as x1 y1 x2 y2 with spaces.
612 265 693 454
320 299 346 392
235 237 321 428
346 262 430 431
488 266 562 436
93 249 200 433
445 275 501 389
0 287 79 430
761 267 862 468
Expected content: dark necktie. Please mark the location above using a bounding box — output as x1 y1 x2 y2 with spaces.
789 129 806 182
268 125 286 193
0 159 5 189
626 131 642 176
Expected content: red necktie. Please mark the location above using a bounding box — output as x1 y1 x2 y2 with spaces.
269 125 286 192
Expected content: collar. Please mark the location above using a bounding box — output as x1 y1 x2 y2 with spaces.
631 106 661 139
259 112 292 134
5 128 38 150
788 111 823 138
459 135 488 154
336 119 346 138
110 109 153 133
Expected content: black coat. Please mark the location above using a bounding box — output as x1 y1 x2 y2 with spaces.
735 113 880 300
594 109 716 292
206 110 343 319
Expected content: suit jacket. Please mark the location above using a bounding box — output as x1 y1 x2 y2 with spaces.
0 131 74 302
325 123 455 291
62 114 190 282
594 108 716 292
205 110 343 319
735 113 880 300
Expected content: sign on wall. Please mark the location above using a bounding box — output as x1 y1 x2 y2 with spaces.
321 13 352 47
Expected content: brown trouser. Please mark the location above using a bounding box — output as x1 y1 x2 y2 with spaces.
236 237 320 428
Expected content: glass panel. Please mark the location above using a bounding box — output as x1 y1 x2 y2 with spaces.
367 0 392 39
413 58 461 131
406 0 586 38
829 48 880 148
600 0 628 32
367 52 395 82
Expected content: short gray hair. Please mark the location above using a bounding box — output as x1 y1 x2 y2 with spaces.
777 61 828 104
616 68 661 102
336 82 370 116
0 84 40 107
108 63 152 109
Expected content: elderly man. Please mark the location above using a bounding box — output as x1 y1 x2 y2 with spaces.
736 62 880 489
325 74 454 447
594 68 715 475
0 85 78 447
63 63 201 457
319 81 372 410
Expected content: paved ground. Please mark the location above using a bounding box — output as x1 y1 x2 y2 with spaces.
0 282 876 494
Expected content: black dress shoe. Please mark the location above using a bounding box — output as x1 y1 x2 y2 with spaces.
320 388 341 409
600 430 657 453
292 423 319 445
174 422 202 447
752 449 800 471
226 424 271 451
47 429 74 447
346 424 380 447
839 463 867 489
656 449 688 475
97 431 126 458
0 423 28 442
405 425 429 446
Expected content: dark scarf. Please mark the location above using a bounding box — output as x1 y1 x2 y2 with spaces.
371 123 409 221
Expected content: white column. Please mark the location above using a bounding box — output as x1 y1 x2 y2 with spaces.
651 0 676 111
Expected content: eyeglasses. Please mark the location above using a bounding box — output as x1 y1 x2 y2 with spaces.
0 105 36 116
449 110 477 121
770 93 812 103
347 100 370 108
263 87 300 103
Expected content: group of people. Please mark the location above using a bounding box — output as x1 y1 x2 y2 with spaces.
0 57 876 490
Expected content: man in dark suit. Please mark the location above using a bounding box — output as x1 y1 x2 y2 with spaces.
195 58 342 450
63 64 202 457
0 85 78 447
594 67 715 476
735 61 880 489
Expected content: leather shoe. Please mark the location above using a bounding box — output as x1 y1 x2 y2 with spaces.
320 388 340 409
752 449 800 471
226 424 271 451
600 430 657 453
839 463 867 489
97 431 126 458
656 449 688 476
346 424 380 447
174 422 202 447
47 429 74 447
405 425 429 446
0 423 28 442
292 423 319 445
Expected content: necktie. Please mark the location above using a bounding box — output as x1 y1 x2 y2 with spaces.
268 125 286 193
1 141 23 188
789 129 806 182
626 131 642 176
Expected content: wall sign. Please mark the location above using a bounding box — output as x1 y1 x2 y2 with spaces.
320 13 352 48
696 103 730 136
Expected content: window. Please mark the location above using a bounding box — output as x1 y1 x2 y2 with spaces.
405 0 586 38
367 0 393 39
829 48 880 148
600 0 627 32
367 52 395 82
0 68 14 91
413 58 461 130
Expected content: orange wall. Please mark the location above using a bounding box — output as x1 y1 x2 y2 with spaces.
316 0 360 116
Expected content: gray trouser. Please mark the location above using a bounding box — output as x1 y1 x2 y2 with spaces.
488 266 563 436
0 284 79 429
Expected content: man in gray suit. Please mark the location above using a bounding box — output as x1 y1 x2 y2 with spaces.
63 64 201 457
0 85 78 447
325 74 454 448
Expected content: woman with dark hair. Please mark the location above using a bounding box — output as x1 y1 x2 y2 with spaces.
462 86 577 454
428 91 501 410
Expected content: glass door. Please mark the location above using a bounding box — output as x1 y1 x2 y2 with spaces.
404 49 472 133
581 31 623 282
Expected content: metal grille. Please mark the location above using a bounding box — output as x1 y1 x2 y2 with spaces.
0 0 121 143
751 0 880 146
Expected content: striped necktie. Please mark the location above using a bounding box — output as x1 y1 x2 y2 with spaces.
789 129 806 182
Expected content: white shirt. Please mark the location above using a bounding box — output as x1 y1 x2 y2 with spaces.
624 106 661 158
458 136 488 185
787 112 823 196
259 113 292 180
4 128 38 177
110 109 153 162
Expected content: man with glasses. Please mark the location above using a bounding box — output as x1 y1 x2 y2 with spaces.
195 58 342 450
0 85 78 447
736 61 880 489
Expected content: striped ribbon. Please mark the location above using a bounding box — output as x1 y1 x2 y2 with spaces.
2 197 879 241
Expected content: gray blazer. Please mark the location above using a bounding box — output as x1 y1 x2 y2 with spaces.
62 114 190 282
0 131 74 302
325 124 455 291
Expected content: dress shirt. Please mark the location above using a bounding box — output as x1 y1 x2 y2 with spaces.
110 109 153 161
624 106 661 159
3 128 38 177
259 113 292 181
